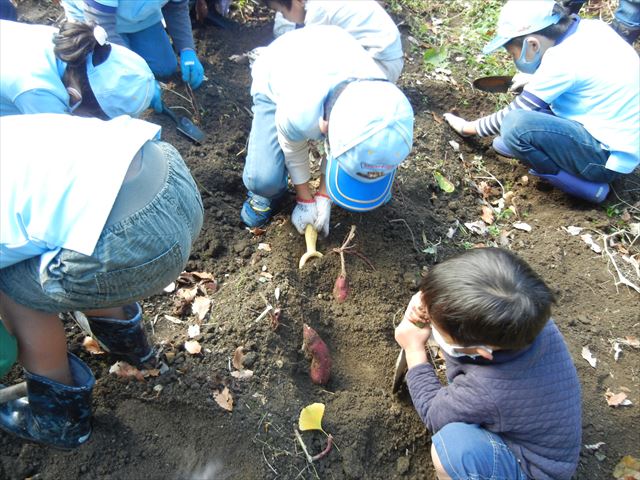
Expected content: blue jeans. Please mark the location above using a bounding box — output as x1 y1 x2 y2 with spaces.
433 423 528 480
501 109 621 183
0 142 203 313
242 93 289 201
121 22 178 78
616 0 640 28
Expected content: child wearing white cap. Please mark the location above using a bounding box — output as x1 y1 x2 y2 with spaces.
443 0 639 204
61 0 204 89
0 20 157 118
266 0 404 83
240 25 413 236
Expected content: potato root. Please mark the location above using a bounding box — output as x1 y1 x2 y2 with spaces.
333 274 349 303
302 324 331 385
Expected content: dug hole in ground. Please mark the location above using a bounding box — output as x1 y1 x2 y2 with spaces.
1 1 639 479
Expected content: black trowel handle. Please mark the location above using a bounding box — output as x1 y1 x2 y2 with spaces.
161 102 179 125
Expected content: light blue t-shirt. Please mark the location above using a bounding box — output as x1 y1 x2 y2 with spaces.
526 19 640 174
0 20 70 116
62 0 169 34
0 114 161 271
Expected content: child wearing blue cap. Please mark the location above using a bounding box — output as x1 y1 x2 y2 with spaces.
395 248 581 480
61 0 205 89
443 0 639 204
0 20 157 118
265 0 404 83
0 113 203 449
241 25 413 236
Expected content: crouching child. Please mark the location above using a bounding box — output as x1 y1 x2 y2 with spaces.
395 248 581 480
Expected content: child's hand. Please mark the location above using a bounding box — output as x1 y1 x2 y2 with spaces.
395 292 432 367
443 113 476 137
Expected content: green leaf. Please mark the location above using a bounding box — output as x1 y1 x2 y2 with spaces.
434 171 455 193
423 46 448 66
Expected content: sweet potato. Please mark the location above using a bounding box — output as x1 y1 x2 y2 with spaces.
302 324 331 385
333 274 349 303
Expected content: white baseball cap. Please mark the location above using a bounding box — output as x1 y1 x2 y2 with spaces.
483 0 562 54
87 43 155 118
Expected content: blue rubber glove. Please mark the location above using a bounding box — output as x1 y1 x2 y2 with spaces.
180 48 204 89
151 81 163 113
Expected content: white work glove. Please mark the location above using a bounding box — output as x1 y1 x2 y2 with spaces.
509 72 533 93
443 113 473 137
291 198 318 234
313 194 331 238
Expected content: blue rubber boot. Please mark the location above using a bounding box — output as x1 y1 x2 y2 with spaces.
73 303 155 366
241 192 273 228
492 136 515 158
0 353 94 449
529 169 610 203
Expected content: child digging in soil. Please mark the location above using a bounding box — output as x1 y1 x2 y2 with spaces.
0 20 160 118
61 0 204 90
265 0 404 83
241 25 413 235
0 113 203 448
443 0 639 204
395 248 581 480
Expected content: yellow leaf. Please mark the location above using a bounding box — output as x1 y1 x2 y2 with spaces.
298 403 325 432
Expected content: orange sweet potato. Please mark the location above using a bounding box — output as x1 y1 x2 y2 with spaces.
302 324 331 385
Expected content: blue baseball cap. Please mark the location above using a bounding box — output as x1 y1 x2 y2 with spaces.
325 81 413 212
87 43 155 118
483 0 562 54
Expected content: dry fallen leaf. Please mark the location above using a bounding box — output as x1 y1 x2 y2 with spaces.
448 140 460 152
109 361 145 382
163 282 176 293
464 220 488 236
230 369 254 380
513 222 532 232
213 386 234 411
164 314 184 324
249 227 266 236
581 346 597 368
258 243 271 252
563 226 583 236
176 286 198 303
481 205 495 225
613 455 640 479
184 340 202 355
188 324 200 338
580 233 602 253
82 336 104 355
605 390 633 407
232 346 245 370
192 296 211 321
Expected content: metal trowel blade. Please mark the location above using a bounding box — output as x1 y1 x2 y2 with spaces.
472 75 514 93
392 349 408 394
177 117 206 145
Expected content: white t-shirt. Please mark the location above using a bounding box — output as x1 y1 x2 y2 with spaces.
0 114 161 270
526 19 640 173
250 25 386 184
304 0 403 62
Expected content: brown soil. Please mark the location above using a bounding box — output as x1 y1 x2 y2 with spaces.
2 2 639 479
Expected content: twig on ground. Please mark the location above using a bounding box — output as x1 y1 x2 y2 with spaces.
602 230 640 293
185 83 202 124
262 446 278 475
294 429 314 464
389 219 421 253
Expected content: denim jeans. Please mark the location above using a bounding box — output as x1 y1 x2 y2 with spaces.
501 109 621 183
0 142 203 313
616 0 640 28
242 93 289 202
432 423 528 480
121 22 178 78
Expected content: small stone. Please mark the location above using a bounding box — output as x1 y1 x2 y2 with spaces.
396 456 410 475
242 351 258 368
153 385 163 393
165 352 176 364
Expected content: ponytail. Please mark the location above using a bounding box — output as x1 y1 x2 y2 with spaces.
53 20 99 67
53 20 109 119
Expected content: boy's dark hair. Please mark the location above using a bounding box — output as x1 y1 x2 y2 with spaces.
52 21 108 119
505 3 574 49
420 248 555 350
262 0 292 8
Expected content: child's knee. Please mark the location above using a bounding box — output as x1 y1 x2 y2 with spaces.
501 109 531 145
431 423 492 478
